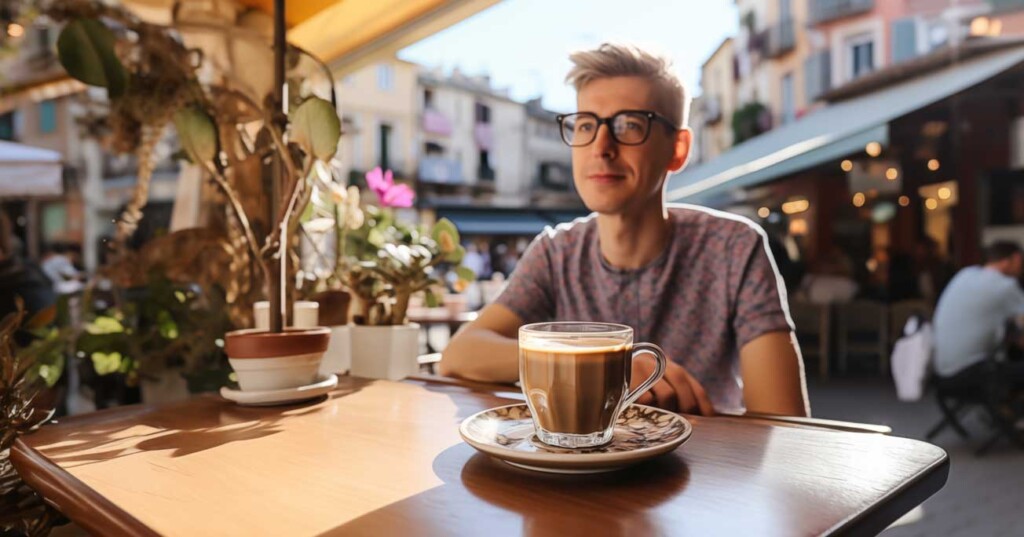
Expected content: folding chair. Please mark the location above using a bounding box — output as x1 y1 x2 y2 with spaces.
925 358 1024 456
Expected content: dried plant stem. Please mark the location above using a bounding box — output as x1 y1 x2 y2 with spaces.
199 162 271 296
111 117 169 252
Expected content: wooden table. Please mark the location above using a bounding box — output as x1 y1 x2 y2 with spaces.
13 376 948 536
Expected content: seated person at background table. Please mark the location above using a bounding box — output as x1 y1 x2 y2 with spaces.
440 43 809 417
933 241 1024 387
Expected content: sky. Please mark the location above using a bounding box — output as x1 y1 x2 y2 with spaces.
400 0 739 113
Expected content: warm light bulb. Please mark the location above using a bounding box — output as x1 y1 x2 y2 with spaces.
938 187 952 200
853 193 866 207
925 198 938 210
841 159 853 172
898 196 910 207
927 159 940 171
885 168 898 181
7 23 24 38
866 142 882 157
757 207 771 218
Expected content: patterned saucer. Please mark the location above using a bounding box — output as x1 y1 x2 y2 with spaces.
220 374 337 406
459 404 692 474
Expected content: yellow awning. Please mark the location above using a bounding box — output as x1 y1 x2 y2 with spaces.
130 0 500 69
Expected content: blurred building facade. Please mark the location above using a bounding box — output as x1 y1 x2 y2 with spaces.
683 0 1024 304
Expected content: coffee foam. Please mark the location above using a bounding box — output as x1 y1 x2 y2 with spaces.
520 337 628 354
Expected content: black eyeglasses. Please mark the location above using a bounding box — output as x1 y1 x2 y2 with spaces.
556 110 679 147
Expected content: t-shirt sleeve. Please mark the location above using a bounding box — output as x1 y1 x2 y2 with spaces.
493 234 556 324
728 225 794 348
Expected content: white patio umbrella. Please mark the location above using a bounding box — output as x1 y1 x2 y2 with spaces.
0 140 63 197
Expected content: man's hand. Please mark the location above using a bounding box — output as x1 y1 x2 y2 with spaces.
630 354 715 415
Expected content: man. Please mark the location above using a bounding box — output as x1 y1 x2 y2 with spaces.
440 43 808 416
933 241 1024 380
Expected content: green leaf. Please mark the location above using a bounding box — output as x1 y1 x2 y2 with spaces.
157 310 179 340
291 97 341 161
424 289 440 308
174 107 218 164
431 218 460 254
444 244 466 265
91 351 123 375
455 266 476 282
85 316 124 335
57 19 128 98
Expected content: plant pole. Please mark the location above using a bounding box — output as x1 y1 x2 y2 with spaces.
269 0 287 333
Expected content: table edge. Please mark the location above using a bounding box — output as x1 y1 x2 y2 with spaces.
10 438 159 537
825 445 950 535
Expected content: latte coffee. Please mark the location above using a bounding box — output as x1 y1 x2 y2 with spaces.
519 322 666 449
519 338 631 435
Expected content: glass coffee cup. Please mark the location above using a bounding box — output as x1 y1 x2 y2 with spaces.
519 322 667 448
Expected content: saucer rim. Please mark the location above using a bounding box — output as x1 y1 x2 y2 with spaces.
220 373 338 405
459 403 692 469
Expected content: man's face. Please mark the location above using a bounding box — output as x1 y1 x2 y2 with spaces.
571 76 690 216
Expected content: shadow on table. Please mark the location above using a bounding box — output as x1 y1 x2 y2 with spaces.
316 441 690 536
30 384 366 466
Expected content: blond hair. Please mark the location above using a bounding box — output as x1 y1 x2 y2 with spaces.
565 43 689 128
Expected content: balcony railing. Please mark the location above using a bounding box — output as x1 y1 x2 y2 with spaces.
765 18 796 58
810 0 874 25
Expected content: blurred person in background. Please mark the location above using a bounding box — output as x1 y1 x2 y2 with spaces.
932 241 1024 390
41 243 84 295
0 210 55 320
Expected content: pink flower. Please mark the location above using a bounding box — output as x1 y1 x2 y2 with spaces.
365 167 415 208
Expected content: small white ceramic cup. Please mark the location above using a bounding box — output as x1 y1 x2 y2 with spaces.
254 300 319 330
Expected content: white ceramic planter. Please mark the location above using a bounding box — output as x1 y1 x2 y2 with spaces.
319 325 352 376
349 323 421 381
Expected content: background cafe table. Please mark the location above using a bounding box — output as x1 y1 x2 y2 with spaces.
12 376 948 536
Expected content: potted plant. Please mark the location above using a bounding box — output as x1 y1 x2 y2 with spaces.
52 0 342 391
291 168 366 375
343 168 475 380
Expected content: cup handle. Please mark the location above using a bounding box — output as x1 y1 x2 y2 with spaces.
622 342 667 407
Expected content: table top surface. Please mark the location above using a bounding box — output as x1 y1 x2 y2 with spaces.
13 376 948 537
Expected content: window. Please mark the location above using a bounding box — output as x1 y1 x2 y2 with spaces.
423 88 435 109
378 123 392 170
474 102 491 124
781 72 795 125
0 112 15 140
38 100 57 134
376 64 394 91
478 150 494 181
847 35 875 80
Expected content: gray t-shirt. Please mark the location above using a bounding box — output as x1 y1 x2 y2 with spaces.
494 204 793 410
933 266 1024 376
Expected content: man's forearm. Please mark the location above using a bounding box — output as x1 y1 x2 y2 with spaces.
439 328 520 383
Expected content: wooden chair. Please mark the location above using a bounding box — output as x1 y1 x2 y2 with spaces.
789 300 831 379
836 300 890 376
